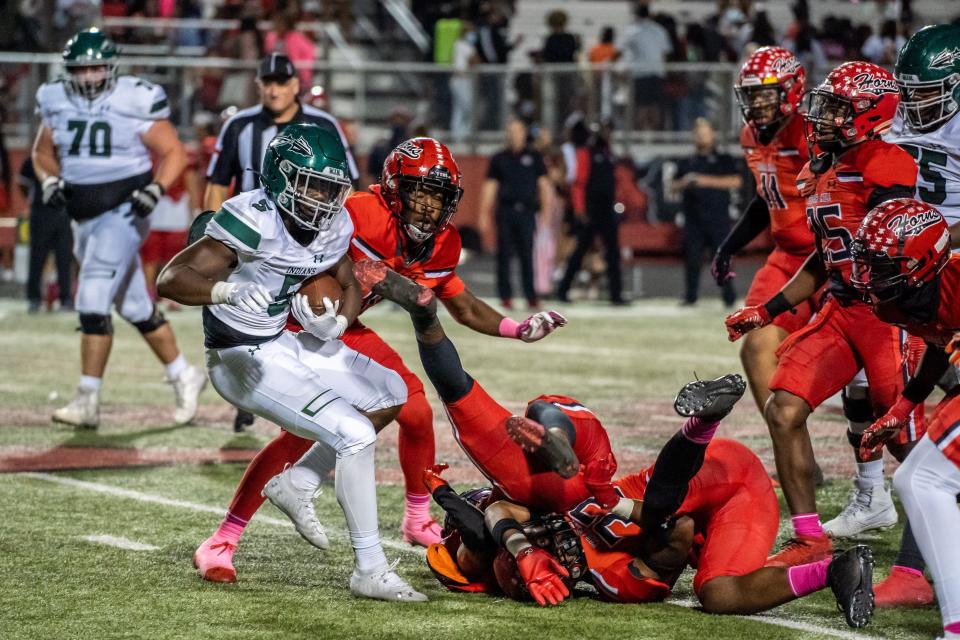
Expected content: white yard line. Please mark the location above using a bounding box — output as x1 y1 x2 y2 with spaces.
20 472 423 556
21 472 881 640
81 534 160 551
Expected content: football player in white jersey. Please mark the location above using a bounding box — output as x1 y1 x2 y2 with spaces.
31 29 206 429
157 123 426 601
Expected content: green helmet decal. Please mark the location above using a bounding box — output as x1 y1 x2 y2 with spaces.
260 123 352 232
62 28 119 100
895 24 960 131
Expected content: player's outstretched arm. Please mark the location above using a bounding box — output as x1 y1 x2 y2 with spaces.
712 197 771 286
443 289 567 342
157 236 240 306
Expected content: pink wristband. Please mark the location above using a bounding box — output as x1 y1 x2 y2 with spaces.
498 317 521 339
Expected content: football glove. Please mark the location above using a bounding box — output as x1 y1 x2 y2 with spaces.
516 311 568 343
423 463 450 495
291 294 348 342
516 546 570 606
860 396 916 459
41 176 68 209
724 304 772 342
128 182 165 218
582 453 619 509
210 281 272 314
710 251 735 287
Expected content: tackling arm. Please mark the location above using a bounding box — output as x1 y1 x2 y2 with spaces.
443 289 568 341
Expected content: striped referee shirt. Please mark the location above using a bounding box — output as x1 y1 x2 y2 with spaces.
206 102 359 193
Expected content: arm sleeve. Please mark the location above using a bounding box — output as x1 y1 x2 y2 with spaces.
717 196 771 255
207 119 241 186
903 345 951 404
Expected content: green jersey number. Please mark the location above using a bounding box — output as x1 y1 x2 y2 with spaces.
267 273 307 317
67 120 112 157
901 144 947 206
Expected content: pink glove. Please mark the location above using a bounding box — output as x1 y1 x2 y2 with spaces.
499 311 568 342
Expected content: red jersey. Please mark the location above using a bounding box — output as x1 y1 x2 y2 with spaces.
529 394 614 466
876 255 960 347
347 186 466 312
799 140 917 298
740 114 814 255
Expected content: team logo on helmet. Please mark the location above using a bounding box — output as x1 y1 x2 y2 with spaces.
853 72 899 95
770 55 801 75
931 47 960 69
395 140 424 160
887 210 947 237
274 135 314 159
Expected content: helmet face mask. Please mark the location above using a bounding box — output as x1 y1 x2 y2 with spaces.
895 24 960 133
850 246 909 305
804 89 854 152
898 75 960 132
735 85 785 130
276 162 351 231
399 177 462 243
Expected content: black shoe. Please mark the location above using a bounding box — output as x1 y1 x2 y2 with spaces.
828 545 875 628
505 415 579 478
234 409 255 433
673 374 746 420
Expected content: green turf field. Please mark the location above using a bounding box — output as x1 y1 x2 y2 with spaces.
0 299 943 639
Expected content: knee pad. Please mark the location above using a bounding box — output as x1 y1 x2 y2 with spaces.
842 387 873 425
78 313 113 335
336 414 377 456
129 306 167 334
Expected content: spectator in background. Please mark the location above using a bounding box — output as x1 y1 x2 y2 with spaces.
540 10 580 124
481 117 553 309
672 118 741 307
216 14 263 108
475 3 521 130
366 107 413 184
450 21 479 144
618 3 672 130
589 27 620 119
861 19 905 65
745 10 778 49
20 158 73 313
556 120 626 305
264 10 316 89
589 26 619 64
432 11 461 129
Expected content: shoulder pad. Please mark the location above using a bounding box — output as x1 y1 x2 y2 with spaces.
35 81 68 118
110 76 170 120
213 190 280 250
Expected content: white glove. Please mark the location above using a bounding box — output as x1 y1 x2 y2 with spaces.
211 281 272 314
518 310 568 343
127 182 165 217
41 176 68 208
290 294 348 342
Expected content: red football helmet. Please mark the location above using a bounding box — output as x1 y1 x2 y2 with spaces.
381 137 463 243
804 61 900 153
735 46 806 133
851 198 950 304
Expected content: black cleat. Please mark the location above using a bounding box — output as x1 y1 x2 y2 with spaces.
505 415 580 479
234 409 255 433
353 260 436 315
673 374 746 420
828 545 875 628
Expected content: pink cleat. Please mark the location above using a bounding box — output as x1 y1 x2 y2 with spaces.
402 514 443 547
193 535 237 583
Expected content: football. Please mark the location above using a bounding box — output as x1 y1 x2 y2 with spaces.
299 272 343 313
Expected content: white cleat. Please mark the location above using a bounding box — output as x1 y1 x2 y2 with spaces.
169 365 207 425
824 475 898 538
350 563 428 602
262 467 330 550
52 385 100 429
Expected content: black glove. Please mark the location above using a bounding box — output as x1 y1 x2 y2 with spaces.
710 250 733 287
41 176 68 209
128 182 165 218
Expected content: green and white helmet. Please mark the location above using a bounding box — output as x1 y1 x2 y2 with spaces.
260 124 352 232
895 24 960 132
62 28 119 100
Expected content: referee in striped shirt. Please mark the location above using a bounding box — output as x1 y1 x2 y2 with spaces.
203 53 358 211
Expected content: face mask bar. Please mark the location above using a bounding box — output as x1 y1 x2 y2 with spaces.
850 243 910 304
278 163 351 231
65 63 117 101
898 75 960 132
804 90 853 152
734 85 785 129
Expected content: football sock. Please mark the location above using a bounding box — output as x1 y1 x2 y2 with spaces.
227 430 313 522
291 442 337 493
856 459 884 484
791 513 824 538
397 392 437 494
894 522 927 573
164 353 188 379
787 557 831 597
418 337 474 403
640 431 707 534
405 492 432 521
79 375 102 392
213 512 248 545
336 442 388 573
680 416 720 444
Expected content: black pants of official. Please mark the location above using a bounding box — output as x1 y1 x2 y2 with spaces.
683 209 734 305
557 211 623 303
495 207 537 304
27 209 74 305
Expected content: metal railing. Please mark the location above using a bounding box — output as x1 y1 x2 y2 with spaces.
0 54 743 156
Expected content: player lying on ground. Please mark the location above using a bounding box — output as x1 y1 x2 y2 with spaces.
725 60 926 569
157 123 424 601
849 198 960 636
190 138 567 583
424 376 875 627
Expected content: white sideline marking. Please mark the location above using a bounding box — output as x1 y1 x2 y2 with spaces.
20 472 424 557
21 473 872 639
82 534 159 551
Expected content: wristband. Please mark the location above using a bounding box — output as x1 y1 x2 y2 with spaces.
504 532 531 557
610 497 635 519
763 292 795 319
210 281 235 304
498 317 521 339
491 517 523 545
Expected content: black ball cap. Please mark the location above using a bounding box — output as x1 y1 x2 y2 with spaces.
258 53 296 81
